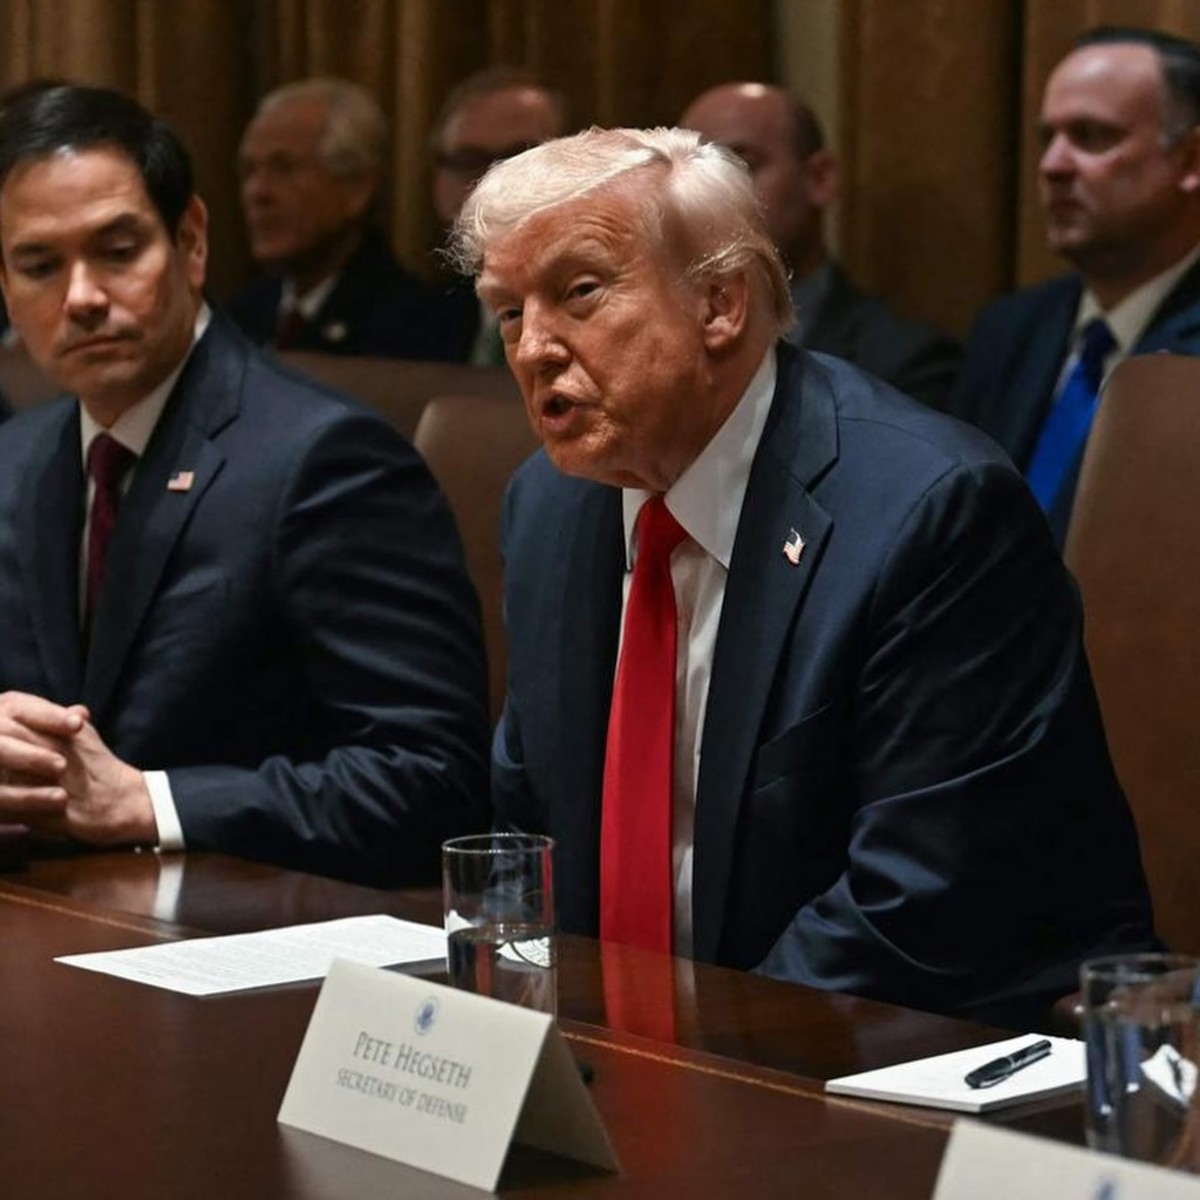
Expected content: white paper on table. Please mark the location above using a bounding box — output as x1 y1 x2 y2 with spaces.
825 1034 1086 1113
55 914 446 996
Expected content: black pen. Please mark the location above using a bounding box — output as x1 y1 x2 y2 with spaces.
963 1039 1052 1089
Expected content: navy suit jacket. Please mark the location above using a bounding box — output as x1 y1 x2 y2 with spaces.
0 315 490 885
948 261 1200 541
801 263 961 411
225 227 465 362
494 342 1154 1023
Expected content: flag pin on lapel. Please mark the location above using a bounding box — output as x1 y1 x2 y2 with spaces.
167 470 195 493
782 528 805 566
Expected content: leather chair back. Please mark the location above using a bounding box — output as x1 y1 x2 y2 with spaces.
277 352 517 438
1066 353 1200 954
414 393 538 722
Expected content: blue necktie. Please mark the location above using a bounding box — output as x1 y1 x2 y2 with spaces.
1026 317 1116 512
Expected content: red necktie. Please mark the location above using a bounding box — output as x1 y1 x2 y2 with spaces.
601 939 678 1043
600 496 687 953
85 433 137 634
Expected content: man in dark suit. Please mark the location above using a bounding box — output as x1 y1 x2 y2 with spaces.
950 27 1200 546
680 82 959 410
450 126 1154 1024
0 84 489 886
228 77 462 361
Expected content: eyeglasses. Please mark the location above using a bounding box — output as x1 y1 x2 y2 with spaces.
434 142 540 177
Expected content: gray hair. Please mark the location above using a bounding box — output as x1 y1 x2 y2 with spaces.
449 125 794 337
258 77 385 179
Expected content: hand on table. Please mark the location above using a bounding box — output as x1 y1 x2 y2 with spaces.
0 691 155 845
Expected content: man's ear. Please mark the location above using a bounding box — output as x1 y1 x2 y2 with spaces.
177 194 209 292
700 270 750 351
802 148 838 210
1176 126 1200 195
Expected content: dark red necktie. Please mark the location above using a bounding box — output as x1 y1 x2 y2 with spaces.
85 433 137 634
600 496 687 953
275 305 307 350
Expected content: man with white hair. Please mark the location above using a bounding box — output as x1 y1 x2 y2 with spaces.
452 126 1154 1024
230 77 459 359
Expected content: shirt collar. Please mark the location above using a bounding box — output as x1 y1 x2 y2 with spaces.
80 304 211 467
281 273 339 321
1076 241 1200 354
620 346 777 570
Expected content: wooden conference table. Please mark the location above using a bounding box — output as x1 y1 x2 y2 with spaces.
0 850 1084 1198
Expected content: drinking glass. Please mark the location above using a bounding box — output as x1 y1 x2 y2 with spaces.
442 832 556 1015
1082 952 1200 1171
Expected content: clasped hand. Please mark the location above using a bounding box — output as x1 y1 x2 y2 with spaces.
0 691 155 845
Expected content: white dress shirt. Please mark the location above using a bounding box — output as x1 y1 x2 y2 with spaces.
280 273 338 323
1066 241 1200 386
617 346 777 956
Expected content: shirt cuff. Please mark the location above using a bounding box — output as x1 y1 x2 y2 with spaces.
144 770 185 852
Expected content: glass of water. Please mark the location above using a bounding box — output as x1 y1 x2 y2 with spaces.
442 832 556 1016
1082 953 1200 1171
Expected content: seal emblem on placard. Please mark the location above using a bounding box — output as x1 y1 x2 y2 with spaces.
414 996 440 1036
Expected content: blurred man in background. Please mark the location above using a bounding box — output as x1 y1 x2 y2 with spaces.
950 27 1200 546
229 77 461 360
681 81 959 409
431 67 567 363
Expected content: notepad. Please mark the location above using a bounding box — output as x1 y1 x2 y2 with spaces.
825 1034 1086 1113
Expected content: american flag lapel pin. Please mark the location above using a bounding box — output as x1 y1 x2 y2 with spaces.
782 527 805 566
167 470 195 493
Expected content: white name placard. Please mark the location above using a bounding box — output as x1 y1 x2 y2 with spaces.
935 1120 1200 1199
278 958 619 1192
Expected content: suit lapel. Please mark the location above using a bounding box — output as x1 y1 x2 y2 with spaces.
691 346 836 962
1134 256 1200 351
556 484 624 924
1004 284 1079 470
17 402 85 701
82 318 240 719
310 229 388 350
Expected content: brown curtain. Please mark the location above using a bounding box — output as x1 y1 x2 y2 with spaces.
838 0 1022 338
0 0 772 301
6 2 1200 341
839 0 1200 339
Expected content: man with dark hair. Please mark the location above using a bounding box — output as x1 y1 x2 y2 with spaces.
0 84 490 884
431 67 567 363
229 77 461 360
453 126 1154 1025
431 67 567 233
681 82 960 410
950 27 1200 545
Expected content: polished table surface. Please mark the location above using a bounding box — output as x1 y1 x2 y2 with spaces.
0 850 1085 1198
